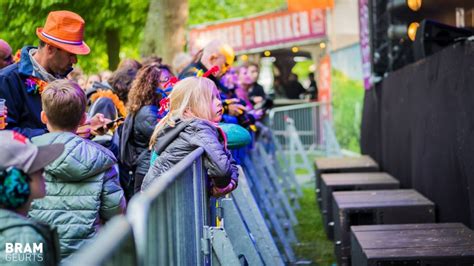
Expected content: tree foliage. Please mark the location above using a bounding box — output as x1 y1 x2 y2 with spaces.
0 0 148 73
188 0 285 25
331 69 364 153
0 0 285 73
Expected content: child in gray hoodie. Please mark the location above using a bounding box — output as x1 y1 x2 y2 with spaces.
142 77 238 196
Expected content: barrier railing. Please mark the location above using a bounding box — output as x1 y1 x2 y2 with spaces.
68 126 306 265
127 148 209 266
268 102 324 150
65 216 137 266
268 102 341 157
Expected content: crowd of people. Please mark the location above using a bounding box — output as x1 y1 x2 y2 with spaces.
0 10 278 265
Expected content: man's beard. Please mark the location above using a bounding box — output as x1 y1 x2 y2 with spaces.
54 66 74 78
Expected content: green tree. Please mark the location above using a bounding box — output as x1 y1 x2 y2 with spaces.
331 69 364 153
0 0 148 73
188 0 285 25
0 0 286 73
141 0 188 65
140 0 285 69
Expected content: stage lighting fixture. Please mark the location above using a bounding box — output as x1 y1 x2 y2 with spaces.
320 42 326 49
291 46 299 53
407 0 421 11
388 22 420 41
388 24 407 40
387 0 421 12
264 51 271 57
408 22 420 41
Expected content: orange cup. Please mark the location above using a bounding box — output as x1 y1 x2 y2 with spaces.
0 98 5 130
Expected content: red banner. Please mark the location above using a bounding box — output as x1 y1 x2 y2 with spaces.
189 8 326 54
318 55 332 120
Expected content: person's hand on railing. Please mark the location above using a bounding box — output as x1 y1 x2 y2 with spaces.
210 179 237 198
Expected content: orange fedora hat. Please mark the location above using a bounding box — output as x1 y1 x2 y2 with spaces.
36 10 90 55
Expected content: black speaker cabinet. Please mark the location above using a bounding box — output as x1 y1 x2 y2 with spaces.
321 172 399 240
413 19 473 61
314 156 379 208
351 223 474 266
333 189 435 266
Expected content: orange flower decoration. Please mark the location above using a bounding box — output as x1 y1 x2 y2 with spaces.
90 89 128 117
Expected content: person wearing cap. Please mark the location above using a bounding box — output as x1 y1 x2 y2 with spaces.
0 130 64 266
0 39 13 69
0 10 106 139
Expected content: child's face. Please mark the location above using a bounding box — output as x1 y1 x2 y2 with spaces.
238 67 253 86
211 89 223 123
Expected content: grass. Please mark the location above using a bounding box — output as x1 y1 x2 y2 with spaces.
332 69 364 153
293 186 336 265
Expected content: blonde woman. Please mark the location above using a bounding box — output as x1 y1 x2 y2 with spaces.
141 77 238 197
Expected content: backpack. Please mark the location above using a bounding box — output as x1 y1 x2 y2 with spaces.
118 114 149 200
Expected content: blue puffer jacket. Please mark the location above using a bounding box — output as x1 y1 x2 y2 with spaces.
29 132 126 260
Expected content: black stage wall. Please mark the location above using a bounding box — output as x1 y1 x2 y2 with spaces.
361 41 474 228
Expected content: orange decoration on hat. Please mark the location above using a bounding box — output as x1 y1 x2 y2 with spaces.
36 10 90 55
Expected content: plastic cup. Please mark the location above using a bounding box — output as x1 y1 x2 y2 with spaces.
0 98 5 129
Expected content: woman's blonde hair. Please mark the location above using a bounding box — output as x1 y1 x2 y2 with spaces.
149 77 218 147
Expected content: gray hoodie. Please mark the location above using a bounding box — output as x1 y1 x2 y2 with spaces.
141 119 238 191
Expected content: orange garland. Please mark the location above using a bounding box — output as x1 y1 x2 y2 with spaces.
90 89 127 117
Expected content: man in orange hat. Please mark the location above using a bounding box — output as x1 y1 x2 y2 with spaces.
0 10 105 138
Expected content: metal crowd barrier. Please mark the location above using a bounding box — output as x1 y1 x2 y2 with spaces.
222 167 284 265
126 148 209 266
68 128 306 265
268 102 341 156
65 216 137 266
268 102 324 151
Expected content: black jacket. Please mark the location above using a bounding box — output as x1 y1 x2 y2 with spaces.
132 105 159 177
248 83 266 98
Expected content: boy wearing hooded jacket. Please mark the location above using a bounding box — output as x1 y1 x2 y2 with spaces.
28 79 126 260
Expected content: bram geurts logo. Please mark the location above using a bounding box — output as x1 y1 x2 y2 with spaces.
4 243 44 262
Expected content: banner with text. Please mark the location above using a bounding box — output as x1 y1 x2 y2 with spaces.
318 55 332 120
359 0 372 90
189 8 326 54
